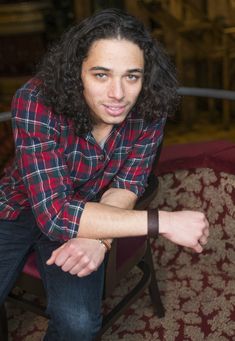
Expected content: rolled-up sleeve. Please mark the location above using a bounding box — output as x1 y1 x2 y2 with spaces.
110 117 166 197
12 88 85 242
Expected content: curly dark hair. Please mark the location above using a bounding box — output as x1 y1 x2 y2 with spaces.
38 8 180 135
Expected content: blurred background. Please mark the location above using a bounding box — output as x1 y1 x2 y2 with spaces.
1 0 235 171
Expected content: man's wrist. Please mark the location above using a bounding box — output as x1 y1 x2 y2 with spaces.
147 209 159 238
158 210 170 235
98 239 112 252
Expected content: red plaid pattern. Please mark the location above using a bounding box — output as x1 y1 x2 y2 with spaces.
0 78 165 241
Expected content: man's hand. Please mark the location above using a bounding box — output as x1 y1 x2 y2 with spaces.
46 238 106 277
160 210 209 253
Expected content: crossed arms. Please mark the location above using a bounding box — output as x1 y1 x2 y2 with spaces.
47 187 209 277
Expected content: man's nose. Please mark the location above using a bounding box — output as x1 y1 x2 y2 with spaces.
107 79 125 101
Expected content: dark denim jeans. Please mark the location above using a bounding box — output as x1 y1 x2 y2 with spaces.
0 209 105 340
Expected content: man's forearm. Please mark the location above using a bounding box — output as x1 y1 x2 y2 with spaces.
94 188 140 243
78 188 142 239
99 188 137 210
78 198 210 254
79 201 148 239
78 188 168 240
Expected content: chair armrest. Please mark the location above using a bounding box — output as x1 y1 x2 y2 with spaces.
103 239 117 297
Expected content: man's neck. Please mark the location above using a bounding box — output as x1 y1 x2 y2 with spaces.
91 125 113 145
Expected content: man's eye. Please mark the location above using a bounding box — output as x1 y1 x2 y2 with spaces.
127 74 139 81
95 73 107 79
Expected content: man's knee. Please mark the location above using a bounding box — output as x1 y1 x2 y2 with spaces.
47 305 102 340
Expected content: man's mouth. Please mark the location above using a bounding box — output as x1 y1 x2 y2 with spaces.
103 104 127 116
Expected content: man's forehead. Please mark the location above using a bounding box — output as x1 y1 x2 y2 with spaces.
83 38 144 68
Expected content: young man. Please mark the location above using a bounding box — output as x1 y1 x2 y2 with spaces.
0 8 209 340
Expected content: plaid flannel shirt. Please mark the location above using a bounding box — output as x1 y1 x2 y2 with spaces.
0 78 165 242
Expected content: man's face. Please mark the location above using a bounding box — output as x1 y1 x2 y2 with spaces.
81 38 144 130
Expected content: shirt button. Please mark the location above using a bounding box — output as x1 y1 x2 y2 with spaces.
98 155 104 161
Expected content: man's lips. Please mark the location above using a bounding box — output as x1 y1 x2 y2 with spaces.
103 104 127 116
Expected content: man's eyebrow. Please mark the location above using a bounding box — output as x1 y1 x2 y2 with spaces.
89 66 110 71
127 68 144 74
89 66 144 73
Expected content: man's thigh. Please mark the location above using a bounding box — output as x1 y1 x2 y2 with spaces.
0 209 41 304
35 235 105 339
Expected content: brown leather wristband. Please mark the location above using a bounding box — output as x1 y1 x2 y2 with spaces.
147 209 159 238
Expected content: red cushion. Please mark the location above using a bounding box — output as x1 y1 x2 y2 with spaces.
156 140 235 175
23 252 41 279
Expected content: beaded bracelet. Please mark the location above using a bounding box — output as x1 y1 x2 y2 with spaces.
98 239 112 252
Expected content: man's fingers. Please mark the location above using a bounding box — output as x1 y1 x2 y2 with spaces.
199 235 208 245
76 267 94 277
69 258 99 277
61 254 89 273
46 244 65 265
61 256 79 272
46 249 60 265
194 243 203 253
69 264 91 277
54 249 71 267
46 239 106 278
203 228 210 237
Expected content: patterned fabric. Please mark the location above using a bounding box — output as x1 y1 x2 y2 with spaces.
6 167 235 340
0 78 165 241
102 167 235 340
